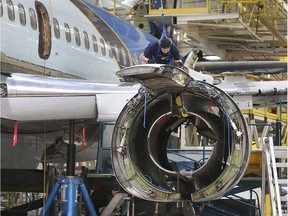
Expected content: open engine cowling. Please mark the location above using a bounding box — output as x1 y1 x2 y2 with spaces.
112 65 250 202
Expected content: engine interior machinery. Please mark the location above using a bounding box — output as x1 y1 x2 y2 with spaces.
112 65 250 202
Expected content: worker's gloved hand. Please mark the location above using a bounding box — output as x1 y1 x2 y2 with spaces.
147 59 156 64
175 61 183 68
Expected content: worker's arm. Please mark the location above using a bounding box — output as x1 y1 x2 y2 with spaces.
171 45 183 66
140 52 149 64
140 43 156 64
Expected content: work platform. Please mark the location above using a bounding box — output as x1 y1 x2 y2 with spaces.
144 0 287 61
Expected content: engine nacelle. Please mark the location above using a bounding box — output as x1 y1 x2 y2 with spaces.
112 65 250 202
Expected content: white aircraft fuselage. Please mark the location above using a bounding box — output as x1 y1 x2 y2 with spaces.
1 0 156 169
1 0 155 81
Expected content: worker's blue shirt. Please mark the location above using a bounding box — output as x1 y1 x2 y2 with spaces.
143 41 181 64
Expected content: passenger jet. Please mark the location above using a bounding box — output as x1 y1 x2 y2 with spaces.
1 0 287 206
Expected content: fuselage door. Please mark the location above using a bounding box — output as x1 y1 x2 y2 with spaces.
35 1 51 60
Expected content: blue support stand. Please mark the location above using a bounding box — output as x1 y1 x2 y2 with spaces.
39 120 97 216
39 177 97 216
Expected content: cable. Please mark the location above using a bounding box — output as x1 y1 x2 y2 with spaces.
143 92 147 128
42 122 47 213
160 0 167 39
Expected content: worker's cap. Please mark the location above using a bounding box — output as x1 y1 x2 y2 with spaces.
160 38 172 48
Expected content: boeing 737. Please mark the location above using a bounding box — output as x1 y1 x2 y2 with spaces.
1 0 287 209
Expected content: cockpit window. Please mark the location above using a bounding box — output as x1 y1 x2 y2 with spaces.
53 18 60 39
7 0 15 21
29 8 37 30
18 3 26 26
64 23 71 43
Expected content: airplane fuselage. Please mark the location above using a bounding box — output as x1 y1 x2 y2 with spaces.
0 0 158 170
1 0 156 81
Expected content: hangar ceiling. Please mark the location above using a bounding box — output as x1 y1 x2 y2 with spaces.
95 0 287 61
146 0 287 61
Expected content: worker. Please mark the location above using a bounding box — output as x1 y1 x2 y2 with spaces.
140 37 183 67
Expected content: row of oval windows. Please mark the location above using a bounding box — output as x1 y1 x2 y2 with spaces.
1 0 140 65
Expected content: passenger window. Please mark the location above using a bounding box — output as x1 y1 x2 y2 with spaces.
106 41 113 59
83 31 90 50
18 3 26 26
29 8 37 30
0 0 3 17
100 38 106 56
111 44 116 60
121 48 127 65
128 53 133 66
119 48 123 64
7 0 15 21
53 18 60 39
64 23 71 43
92 35 98 53
134 53 139 64
114 44 119 61
74 27 80 46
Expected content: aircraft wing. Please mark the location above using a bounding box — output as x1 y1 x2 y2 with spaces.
1 73 139 122
214 79 287 109
1 72 139 168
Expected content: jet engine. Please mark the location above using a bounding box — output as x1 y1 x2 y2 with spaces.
112 65 250 202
